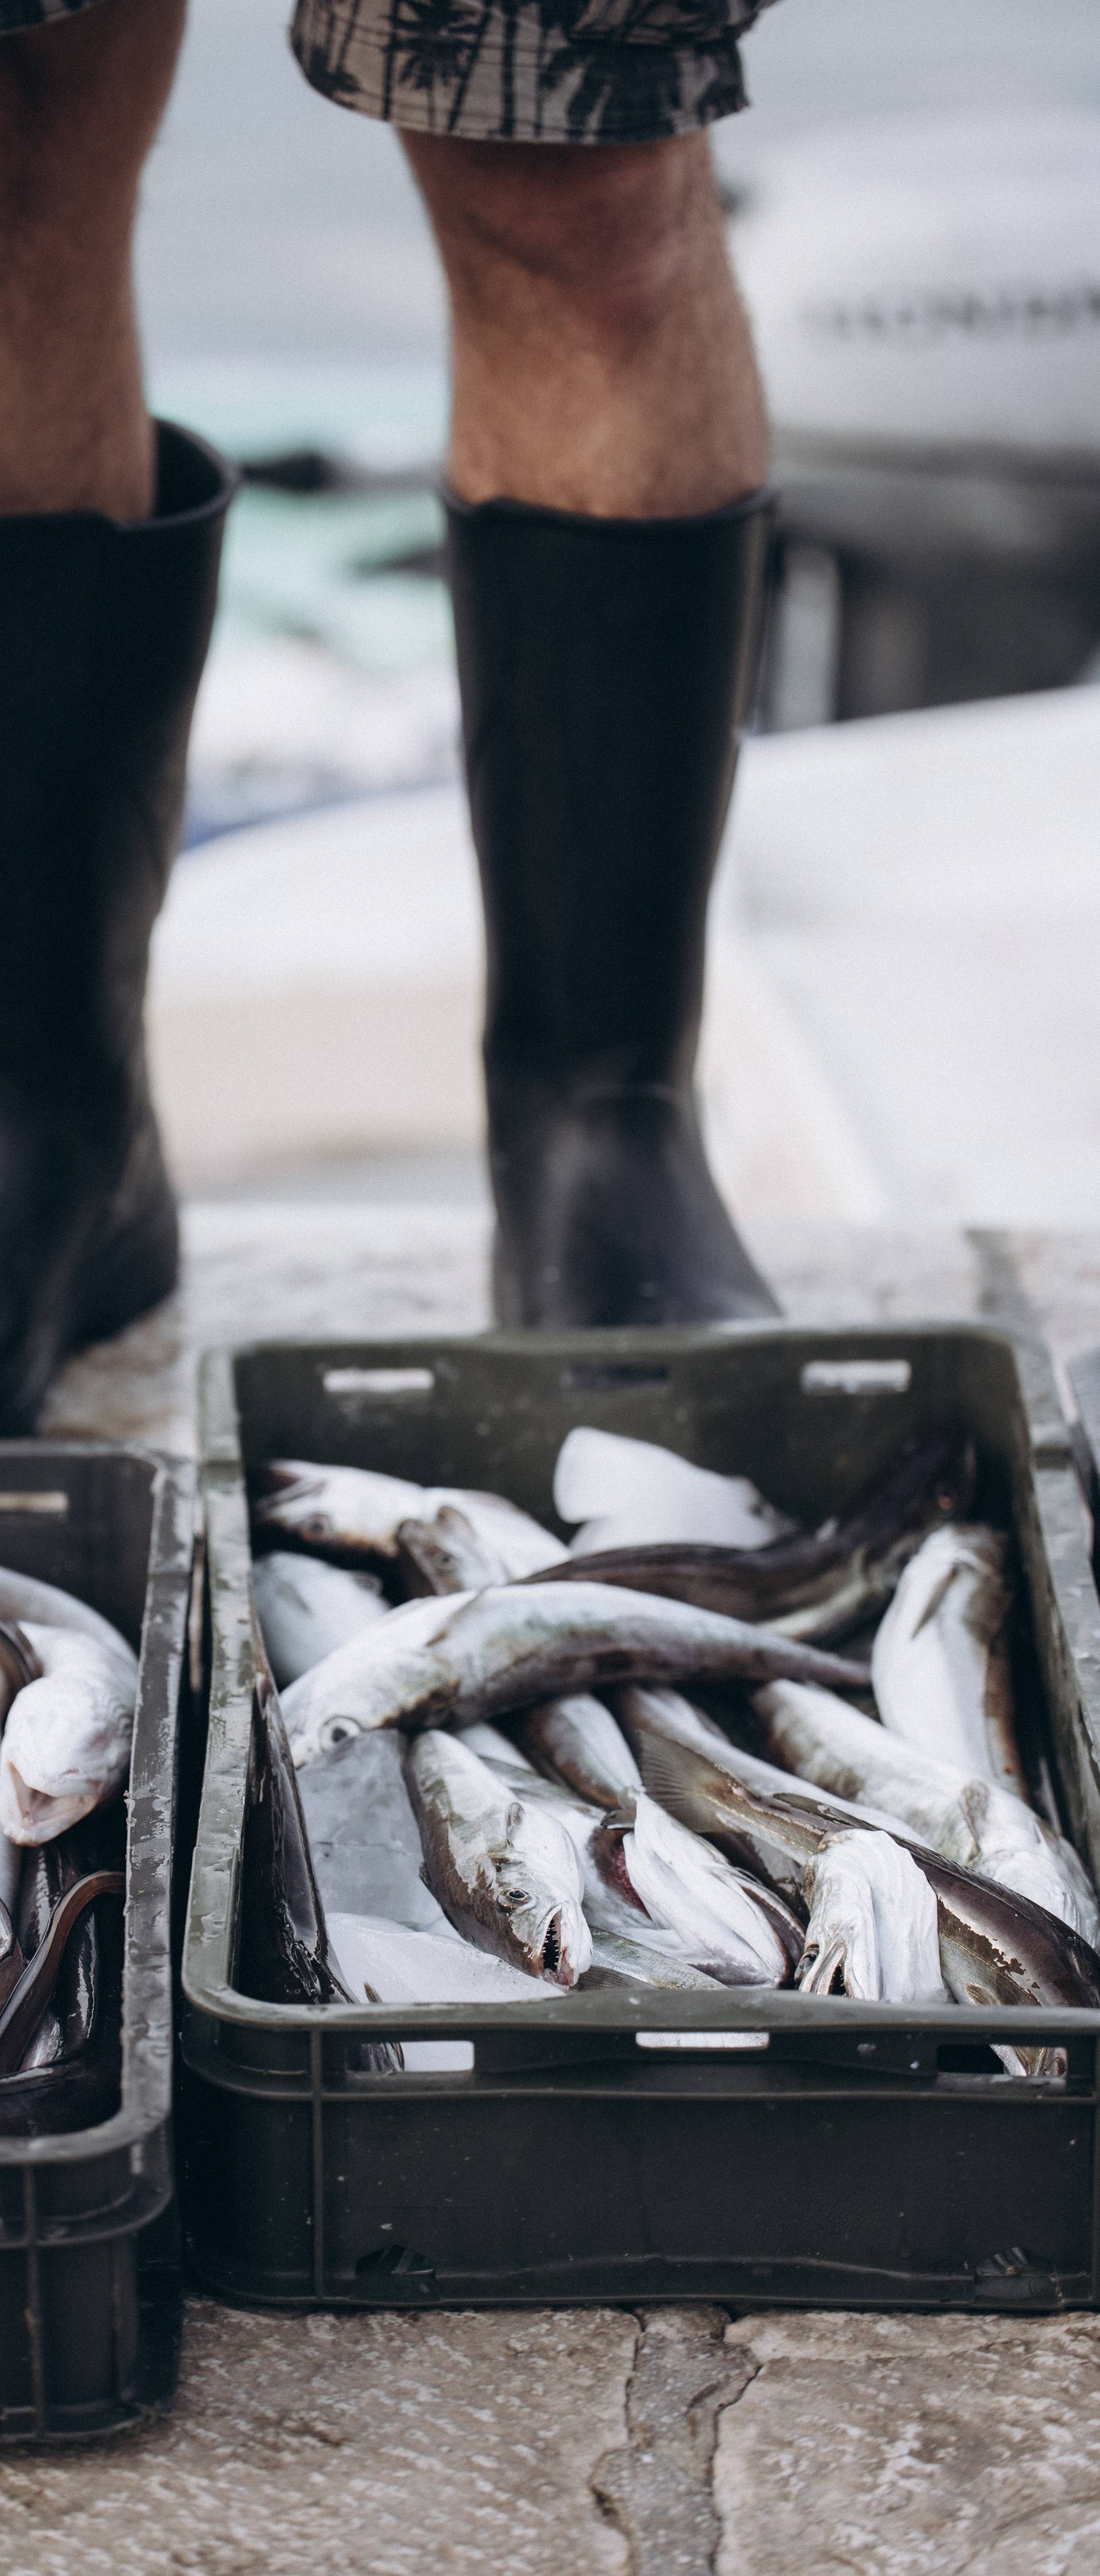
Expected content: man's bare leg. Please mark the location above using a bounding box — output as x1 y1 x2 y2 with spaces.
0 0 235 1433
403 130 766 517
0 0 187 519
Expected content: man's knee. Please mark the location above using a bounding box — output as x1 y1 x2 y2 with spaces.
404 131 720 340
0 0 184 221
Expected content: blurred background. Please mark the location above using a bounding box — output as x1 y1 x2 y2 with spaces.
139 0 1100 1234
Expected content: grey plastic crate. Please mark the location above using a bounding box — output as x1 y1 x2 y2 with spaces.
185 1325 1100 2314
0 1443 193 2440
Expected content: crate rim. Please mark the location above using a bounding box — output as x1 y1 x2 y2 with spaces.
0 1439 192 2185
185 1318 1100 2061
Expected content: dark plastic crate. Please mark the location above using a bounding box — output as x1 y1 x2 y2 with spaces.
185 1326 1100 2314
0 1443 193 2440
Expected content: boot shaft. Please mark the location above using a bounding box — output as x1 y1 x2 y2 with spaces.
0 423 234 1109
447 486 772 1106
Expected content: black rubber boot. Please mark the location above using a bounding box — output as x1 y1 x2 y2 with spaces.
446 487 781 1329
0 422 235 1431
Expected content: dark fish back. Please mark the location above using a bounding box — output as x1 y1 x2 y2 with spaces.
239 1665 403 2068
530 1431 975 1631
0 1809 127 2137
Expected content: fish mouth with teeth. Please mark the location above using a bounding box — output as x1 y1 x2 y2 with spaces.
497 1875 578 1984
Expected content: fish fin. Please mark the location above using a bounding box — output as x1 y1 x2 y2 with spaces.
907 1563 961 1640
634 1732 701 1822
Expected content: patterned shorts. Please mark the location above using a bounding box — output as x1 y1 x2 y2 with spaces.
1 0 778 145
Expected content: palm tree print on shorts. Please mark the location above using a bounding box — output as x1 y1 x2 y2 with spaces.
292 0 777 142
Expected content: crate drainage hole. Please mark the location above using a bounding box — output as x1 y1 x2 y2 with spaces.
635 2030 769 2052
356 2243 437 2291
0 1491 69 1516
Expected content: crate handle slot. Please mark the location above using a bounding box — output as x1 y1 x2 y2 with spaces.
635 2030 769 2053
0 1492 69 1517
322 1368 435 1398
801 1360 912 1397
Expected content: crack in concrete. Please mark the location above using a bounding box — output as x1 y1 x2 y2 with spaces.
591 2310 760 2576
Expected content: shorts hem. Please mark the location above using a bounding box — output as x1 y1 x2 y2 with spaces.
291 10 750 143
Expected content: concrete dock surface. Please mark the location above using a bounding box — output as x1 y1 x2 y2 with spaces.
7 2302 1100 2574
3 1202 1096 2573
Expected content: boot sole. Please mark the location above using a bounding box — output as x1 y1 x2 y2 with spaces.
492 1232 782 1330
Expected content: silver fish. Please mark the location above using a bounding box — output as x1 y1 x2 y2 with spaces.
621 1791 802 1986
479 1751 798 1988
455 1721 537 1769
514 1693 642 1807
282 1581 872 1766
582 1931 725 1992
0 1617 38 1720
0 1567 134 1656
872 1525 1025 1798
253 1550 387 1688
753 1679 1099 1945
404 1730 591 1986
798 1829 947 2002
472 1745 799 1984
615 1686 819 1906
0 1624 37 1911
253 1461 566 1579
0 1622 138 1845
555 1425 793 1555
616 1679 1100 2061
458 1747 654 1941
396 1506 509 1597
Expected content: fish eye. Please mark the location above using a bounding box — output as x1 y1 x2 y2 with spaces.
301 1515 332 1542
322 1719 355 1747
